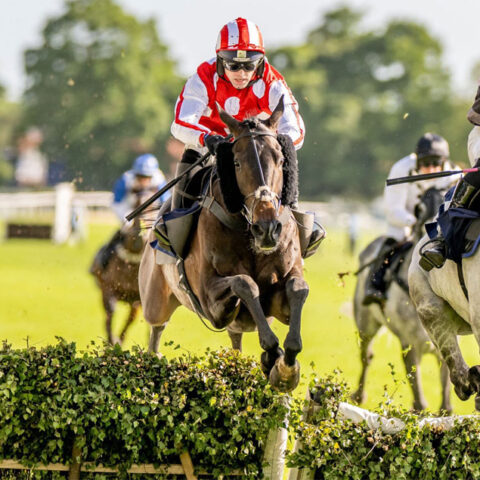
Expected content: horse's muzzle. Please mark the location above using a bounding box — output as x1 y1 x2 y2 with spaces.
251 219 282 251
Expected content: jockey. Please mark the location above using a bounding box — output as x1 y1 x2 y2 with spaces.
96 154 169 270
419 85 480 270
112 154 168 222
158 17 324 258
363 133 457 305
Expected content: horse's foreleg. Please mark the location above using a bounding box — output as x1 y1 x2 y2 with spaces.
227 330 243 351
283 276 309 366
414 298 473 400
225 275 280 352
410 259 474 401
119 301 140 345
402 344 427 411
149 324 166 353
439 359 452 414
351 326 380 405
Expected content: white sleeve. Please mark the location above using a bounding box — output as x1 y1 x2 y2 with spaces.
468 126 480 166
384 162 417 228
171 73 211 147
268 80 305 149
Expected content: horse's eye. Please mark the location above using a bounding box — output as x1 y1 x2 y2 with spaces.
278 157 284 166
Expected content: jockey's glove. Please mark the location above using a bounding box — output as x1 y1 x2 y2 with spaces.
204 134 227 155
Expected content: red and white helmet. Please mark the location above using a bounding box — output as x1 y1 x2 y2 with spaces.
216 18 265 78
216 18 265 56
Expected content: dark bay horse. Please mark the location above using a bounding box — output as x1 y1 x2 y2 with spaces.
91 191 156 345
139 98 308 392
353 187 452 412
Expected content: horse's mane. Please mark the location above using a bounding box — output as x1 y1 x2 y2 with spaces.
215 131 299 213
216 142 244 213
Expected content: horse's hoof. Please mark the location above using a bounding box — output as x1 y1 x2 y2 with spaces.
475 395 480 411
454 383 474 401
468 365 480 392
269 356 300 393
260 348 283 376
350 390 364 405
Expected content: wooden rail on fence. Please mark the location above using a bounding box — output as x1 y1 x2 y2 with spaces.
0 452 244 479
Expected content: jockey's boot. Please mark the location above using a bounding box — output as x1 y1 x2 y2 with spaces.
419 236 446 272
292 209 326 258
419 176 480 271
362 246 393 306
153 197 172 250
304 216 326 258
171 149 202 211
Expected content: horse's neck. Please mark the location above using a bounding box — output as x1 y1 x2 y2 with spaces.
123 217 145 253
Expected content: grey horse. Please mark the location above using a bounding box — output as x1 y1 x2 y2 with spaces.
352 188 452 412
409 223 480 410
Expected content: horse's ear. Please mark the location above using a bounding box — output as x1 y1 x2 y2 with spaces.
217 103 241 136
264 95 285 131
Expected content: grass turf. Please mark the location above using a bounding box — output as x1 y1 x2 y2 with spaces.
0 219 478 414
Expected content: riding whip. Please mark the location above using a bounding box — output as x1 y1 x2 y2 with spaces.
126 135 233 221
386 168 480 186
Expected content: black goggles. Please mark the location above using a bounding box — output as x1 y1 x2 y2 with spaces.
418 156 444 168
223 60 258 72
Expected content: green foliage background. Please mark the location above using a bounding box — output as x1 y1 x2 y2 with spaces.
0 0 477 196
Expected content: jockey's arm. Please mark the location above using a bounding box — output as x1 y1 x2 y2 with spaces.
468 126 480 166
384 160 417 229
112 175 131 222
171 73 211 149
269 81 305 150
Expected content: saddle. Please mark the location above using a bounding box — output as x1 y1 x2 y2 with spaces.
153 165 214 262
432 206 480 264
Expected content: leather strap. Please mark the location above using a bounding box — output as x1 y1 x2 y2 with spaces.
200 196 246 231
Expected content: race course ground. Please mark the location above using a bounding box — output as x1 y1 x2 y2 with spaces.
0 220 478 414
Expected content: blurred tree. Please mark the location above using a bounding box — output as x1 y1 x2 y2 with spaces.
0 85 20 186
270 7 471 199
21 0 181 188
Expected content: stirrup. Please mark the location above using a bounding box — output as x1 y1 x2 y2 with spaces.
303 219 326 259
419 239 446 271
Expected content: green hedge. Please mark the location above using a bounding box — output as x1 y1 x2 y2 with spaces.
287 374 480 480
0 340 288 479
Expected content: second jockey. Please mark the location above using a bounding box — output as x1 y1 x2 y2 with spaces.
363 133 458 305
155 17 324 259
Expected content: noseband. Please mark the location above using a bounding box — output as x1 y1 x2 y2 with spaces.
232 128 285 225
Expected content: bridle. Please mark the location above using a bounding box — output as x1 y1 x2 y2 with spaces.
232 127 286 225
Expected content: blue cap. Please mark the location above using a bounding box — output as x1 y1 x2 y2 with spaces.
132 154 159 176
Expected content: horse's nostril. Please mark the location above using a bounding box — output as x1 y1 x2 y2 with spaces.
273 221 282 237
252 224 263 236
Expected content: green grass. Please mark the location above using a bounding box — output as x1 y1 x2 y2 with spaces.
0 220 478 415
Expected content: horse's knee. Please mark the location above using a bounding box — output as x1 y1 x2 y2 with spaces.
286 277 309 302
230 275 259 299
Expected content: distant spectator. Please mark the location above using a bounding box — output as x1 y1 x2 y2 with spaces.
15 127 48 188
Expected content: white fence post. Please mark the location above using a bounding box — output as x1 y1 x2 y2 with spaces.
53 182 74 244
262 395 290 480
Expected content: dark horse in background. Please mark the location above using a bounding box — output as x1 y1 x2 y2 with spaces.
139 97 308 392
352 187 452 412
90 191 156 345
